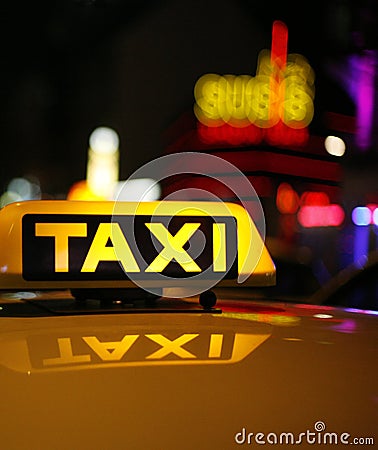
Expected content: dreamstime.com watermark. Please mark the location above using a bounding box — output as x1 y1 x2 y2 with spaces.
234 421 375 446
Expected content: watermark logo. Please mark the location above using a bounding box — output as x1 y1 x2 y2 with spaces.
235 421 375 446
112 152 266 297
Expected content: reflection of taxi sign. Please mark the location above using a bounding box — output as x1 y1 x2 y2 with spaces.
0 201 275 289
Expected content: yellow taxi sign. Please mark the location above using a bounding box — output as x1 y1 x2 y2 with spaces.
0 200 275 291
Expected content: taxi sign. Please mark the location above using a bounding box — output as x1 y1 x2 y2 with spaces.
0 200 275 290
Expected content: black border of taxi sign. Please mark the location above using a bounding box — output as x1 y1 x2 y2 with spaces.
0 201 275 289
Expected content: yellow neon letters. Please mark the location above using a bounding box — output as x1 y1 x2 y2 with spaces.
145 223 201 272
194 52 314 129
35 223 87 272
81 223 140 273
35 221 229 274
213 223 227 272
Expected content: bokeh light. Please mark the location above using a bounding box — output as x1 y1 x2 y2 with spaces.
87 127 120 198
89 127 119 155
324 135 346 156
276 183 299 214
0 177 41 208
352 206 378 226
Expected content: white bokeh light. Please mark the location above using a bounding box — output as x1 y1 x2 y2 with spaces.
89 127 119 155
324 135 346 157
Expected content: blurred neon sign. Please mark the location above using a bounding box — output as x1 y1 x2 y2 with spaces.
194 21 315 146
275 185 345 228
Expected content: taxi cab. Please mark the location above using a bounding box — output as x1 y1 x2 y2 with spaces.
0 200 376 449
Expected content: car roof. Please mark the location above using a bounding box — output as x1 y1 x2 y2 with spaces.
0 288 377 449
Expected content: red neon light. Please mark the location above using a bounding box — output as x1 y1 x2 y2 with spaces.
264 121 309 146
197 122 263 146
300 191 330 207
271 20 288 72
367 203 378 213
197 121 308 147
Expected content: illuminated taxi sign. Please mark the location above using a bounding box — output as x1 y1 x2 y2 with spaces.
22 214 237 281
0 200 275 289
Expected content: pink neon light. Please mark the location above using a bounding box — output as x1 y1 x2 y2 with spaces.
298 205 345 227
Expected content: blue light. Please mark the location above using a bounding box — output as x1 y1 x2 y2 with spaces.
352 207 371 226
353 226 369 264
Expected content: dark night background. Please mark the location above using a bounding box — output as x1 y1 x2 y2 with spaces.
2 0 377 197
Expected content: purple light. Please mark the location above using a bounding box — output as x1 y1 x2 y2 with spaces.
331 319 357 333
355 51 376 151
